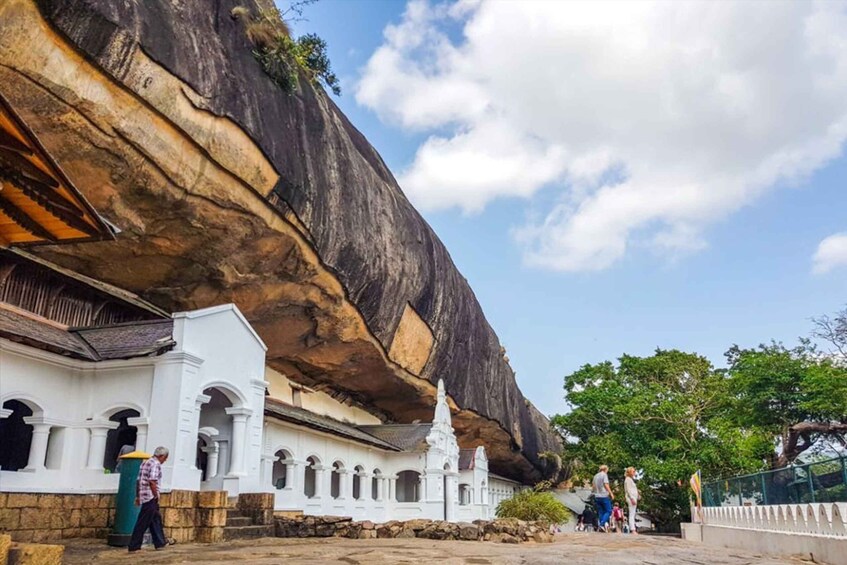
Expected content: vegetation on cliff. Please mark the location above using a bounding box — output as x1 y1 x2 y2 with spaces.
232 3 340 95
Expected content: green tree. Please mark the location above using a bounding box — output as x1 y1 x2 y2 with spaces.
551 350 762 532
723 341 847 468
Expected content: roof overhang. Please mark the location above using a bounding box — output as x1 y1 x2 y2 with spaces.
0 91 115 246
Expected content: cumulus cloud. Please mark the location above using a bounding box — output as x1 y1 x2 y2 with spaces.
813 233 847 274
356 0 847 271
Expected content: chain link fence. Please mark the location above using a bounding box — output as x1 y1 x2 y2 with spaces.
702 455 847 507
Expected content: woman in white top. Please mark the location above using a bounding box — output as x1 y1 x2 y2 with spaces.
624 467 640 534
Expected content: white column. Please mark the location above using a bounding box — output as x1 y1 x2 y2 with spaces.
338 469 350 500
85 425 115 470
191 394 211 470
284 459 296 490
127 417 149 453
359 472 371 501
388 476 397 502
202 443 220 479
313 465 326 499
419 473 426 502
225 407 252 476
375 475 384 501
22 420 51 472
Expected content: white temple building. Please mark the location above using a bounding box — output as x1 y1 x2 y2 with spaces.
0 248 521 522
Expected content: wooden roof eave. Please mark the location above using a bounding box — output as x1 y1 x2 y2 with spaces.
0 91 115 244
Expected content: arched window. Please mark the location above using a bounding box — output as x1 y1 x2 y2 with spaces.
272 449 293 490
103 409 140 472
459 483 471 506
331 461 344 499
304 456 320 498
396 470 421 503
353 465 364 500
371 468 382 501
0 400 34 471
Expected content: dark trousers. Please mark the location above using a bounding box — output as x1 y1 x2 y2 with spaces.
595 496 613 527
129 498 165 550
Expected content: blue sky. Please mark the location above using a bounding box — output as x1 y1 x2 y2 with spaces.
290 0 847 417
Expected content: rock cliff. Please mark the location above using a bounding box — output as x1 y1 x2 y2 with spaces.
0 0 560 481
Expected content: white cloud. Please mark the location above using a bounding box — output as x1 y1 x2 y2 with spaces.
813 233 847 274
356 0 847 271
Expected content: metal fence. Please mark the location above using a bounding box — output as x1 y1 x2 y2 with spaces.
702 455 847 507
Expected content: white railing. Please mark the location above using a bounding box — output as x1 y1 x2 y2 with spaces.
701 503 847 537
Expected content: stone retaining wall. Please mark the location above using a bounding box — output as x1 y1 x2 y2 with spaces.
0 490 269 544
0 493 115 543
275 516 554 544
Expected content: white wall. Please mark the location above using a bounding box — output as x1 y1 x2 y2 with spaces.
265 367 380 425
0 304 268 497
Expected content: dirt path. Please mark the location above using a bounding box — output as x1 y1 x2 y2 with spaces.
62 533 807 564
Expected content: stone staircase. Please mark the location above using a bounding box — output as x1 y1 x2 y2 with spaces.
223 497 274 540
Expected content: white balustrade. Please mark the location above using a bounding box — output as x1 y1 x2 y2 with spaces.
701 502 847 537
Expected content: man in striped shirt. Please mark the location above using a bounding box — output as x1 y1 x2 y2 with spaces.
128 446 169 552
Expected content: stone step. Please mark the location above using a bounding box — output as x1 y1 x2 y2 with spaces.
223 525 274 541
226 496 239 509
226 516 253 527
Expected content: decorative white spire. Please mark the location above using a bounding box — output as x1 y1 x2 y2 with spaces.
433 378 452 428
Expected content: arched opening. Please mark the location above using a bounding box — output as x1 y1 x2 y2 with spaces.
459 483 471 506
331 461 344 499
273 449 293 490
0 400 34 471
396 470 421 503
371 469 381 501
103 408 140 472
304 456 320 498
353 465 364 500
197 387 242 489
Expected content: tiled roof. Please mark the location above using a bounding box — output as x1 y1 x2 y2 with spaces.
73 319 175 360
0 305 174 361
459 448 476 470
356 424 433 452
264 398 401 451
0 306 95 358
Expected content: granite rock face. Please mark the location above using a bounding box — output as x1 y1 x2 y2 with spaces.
0 0 560 480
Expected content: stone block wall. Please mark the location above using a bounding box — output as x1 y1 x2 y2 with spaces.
0 490 236 544
159 489 230 543
0 493 114 543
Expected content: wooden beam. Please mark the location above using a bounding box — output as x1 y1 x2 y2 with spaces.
0 146 58 188
0 129 32 155
0 193 56 242
0 167 83 217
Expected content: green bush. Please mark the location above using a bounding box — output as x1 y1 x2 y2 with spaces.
495 488 570 523
233 5 340 96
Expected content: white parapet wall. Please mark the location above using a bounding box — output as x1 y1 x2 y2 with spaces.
682 503 847 565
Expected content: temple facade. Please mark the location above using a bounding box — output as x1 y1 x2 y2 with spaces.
0 249 520 523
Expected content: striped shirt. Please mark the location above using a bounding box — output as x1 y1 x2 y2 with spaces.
137 457 162 504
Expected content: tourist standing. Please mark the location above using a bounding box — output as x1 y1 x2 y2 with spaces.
624 466 640 534
128 446 169 552
592 464 614 531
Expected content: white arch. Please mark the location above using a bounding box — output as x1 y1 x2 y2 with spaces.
198 426 220 442
199 382 247 407
0 393 45 417
332 458 347 470
97 403 145 419
272 445 296 459
305 454 322 466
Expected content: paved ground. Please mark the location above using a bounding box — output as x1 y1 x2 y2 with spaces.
62 533 808 564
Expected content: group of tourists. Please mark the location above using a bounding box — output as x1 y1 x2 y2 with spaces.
581 464 640 534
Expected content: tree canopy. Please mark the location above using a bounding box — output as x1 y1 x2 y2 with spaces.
551 332 847 531
551 350 763 530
